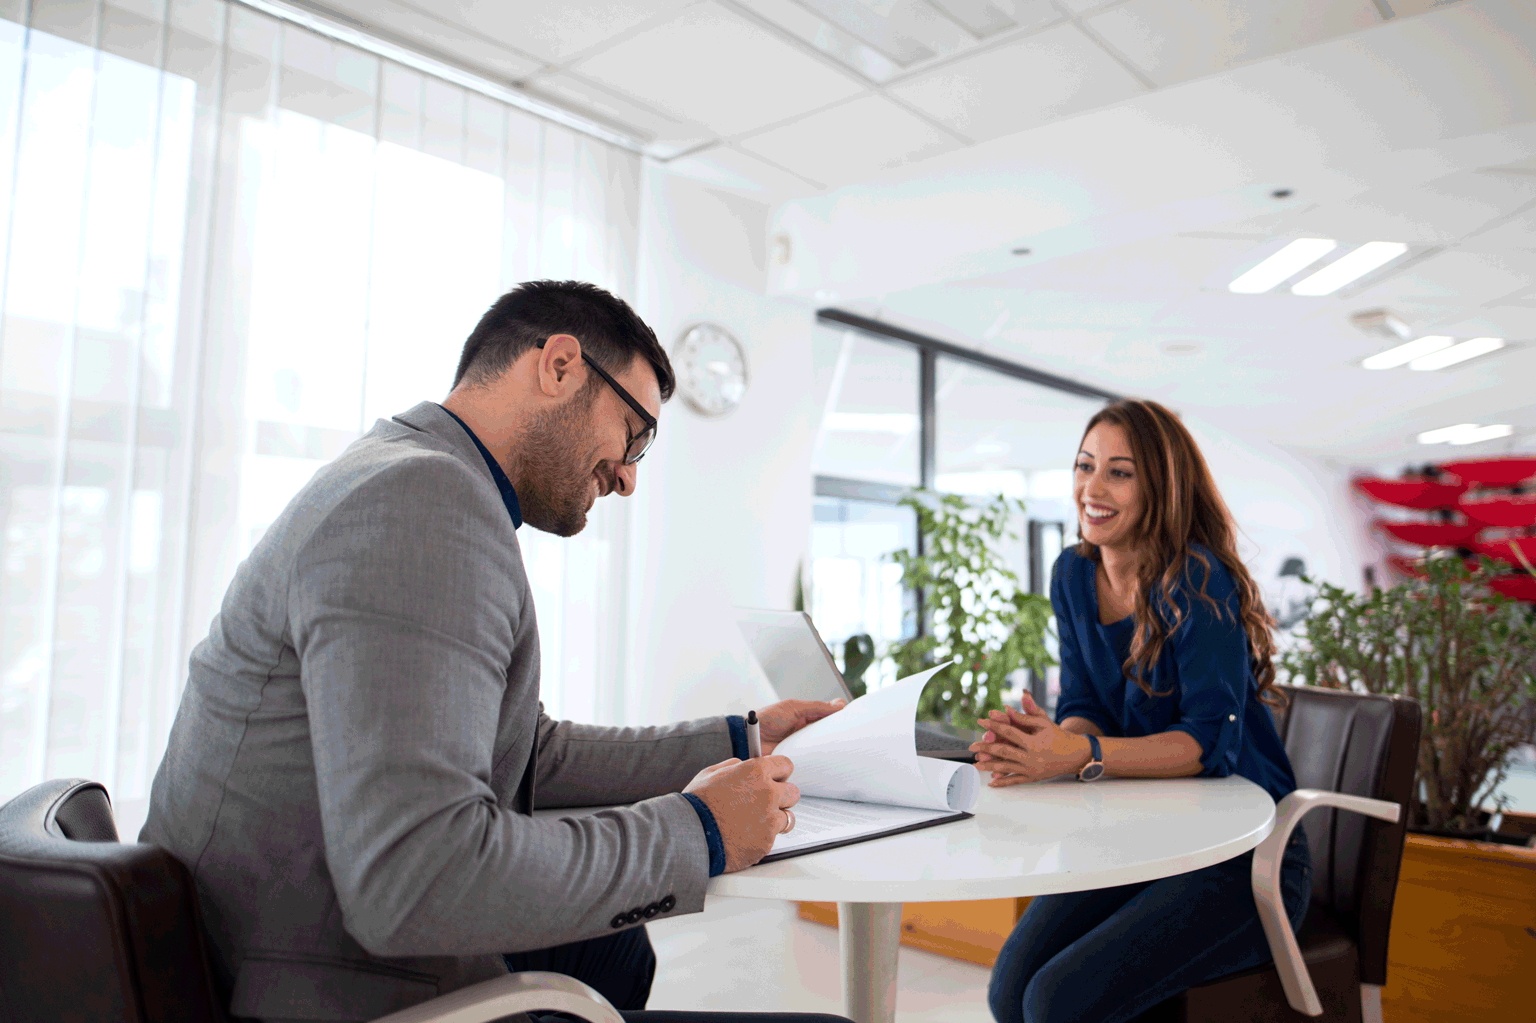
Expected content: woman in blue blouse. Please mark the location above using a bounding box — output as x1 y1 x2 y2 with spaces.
975 399 1312 1023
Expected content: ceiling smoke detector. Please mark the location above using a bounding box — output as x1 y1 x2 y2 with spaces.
1350 309 1412 342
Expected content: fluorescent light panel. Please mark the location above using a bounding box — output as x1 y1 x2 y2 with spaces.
1417 423 1513 445
1409 336 1505 371
1452 424 1513 445
1228 239 1336 294
1291 241 1408 296
1361 336 1452 369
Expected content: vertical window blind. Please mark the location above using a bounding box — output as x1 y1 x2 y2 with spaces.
0 0 641 817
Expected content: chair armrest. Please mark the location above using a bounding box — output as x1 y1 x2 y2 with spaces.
1252 788 1401 1017
368 971 623 1023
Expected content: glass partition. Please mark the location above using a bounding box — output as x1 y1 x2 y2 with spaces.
811 325 920 487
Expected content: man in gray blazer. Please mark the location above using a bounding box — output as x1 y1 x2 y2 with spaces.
142 281 849 1023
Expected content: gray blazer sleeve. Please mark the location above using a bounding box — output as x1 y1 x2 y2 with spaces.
289 453 711 958
533 714 737 809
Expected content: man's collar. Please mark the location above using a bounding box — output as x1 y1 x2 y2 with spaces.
437 405 523 530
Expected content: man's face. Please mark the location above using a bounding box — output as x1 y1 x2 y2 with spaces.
519 353 661 537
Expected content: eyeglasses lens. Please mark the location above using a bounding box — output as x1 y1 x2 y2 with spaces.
627 427 657 465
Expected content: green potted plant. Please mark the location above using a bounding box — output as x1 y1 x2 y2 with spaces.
886 492 1057 725
1278 556 1536 838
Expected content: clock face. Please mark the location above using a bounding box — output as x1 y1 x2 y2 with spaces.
674 323 747 418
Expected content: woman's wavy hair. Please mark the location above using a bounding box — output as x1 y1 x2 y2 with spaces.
1074 399 1281 707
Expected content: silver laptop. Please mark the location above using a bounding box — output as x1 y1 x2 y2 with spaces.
734 608 977 762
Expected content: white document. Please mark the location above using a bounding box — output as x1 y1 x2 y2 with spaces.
767 662 979 857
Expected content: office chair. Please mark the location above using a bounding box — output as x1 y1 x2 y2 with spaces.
0 778 621 1023
1138 683 1421 1023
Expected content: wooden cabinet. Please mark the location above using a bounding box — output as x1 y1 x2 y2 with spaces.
1380 834 1536 1023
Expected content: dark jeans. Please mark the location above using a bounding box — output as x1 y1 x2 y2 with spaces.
504 928 852 1023
987 828 1313 1023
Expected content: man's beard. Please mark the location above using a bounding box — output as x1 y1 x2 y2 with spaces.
516 388 603 537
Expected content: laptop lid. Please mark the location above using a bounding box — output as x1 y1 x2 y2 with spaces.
734 609 853 703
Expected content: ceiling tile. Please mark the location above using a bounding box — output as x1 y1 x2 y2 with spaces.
664 144 823 199
887 23 1146 142
521 70 713 157
738 94 959 188
312 0 546 80
1055 0 1126 14
1281 170 1536 246
571 2 865 137
1438 308 1536 338
1462 205 1536 253
393 0 698 64
1348 249 1535 308
1087 0 1382 88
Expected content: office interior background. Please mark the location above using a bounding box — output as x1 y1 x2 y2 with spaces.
0 2 1533 1015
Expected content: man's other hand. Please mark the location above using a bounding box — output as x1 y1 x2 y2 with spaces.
684 756 800 873
757 698 845 754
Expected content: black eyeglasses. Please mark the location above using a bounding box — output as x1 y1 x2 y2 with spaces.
536 339 658 464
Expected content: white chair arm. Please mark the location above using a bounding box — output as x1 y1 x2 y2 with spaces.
1252 789 1402 1017
368 971 623 1023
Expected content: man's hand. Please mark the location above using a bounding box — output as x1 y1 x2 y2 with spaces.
683 756 800 872
755 698 845 754
971 701 1092 786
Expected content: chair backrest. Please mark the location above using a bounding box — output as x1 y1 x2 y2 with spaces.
0 779 229 1023
1270 684 1422 987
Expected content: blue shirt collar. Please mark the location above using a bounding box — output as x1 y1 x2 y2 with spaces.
439 405 522 529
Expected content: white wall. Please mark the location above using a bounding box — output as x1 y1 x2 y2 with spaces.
623 168 819 724
1182 412 1379 623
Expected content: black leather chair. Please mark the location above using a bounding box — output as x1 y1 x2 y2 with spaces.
0 779 621 1023
1138 683 1422 1023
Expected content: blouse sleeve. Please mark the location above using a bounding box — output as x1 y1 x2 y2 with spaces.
1049 555 1116 737
1162 557 1248 777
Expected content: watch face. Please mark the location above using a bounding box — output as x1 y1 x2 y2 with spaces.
674 323 746 418
1079 762 1105 782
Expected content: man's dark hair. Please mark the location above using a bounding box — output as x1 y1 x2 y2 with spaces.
453 280 675 400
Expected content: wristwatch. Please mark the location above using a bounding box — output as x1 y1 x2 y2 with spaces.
1077 734 1105 782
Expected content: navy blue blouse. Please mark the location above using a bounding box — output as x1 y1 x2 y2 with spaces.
1051 546 1297 804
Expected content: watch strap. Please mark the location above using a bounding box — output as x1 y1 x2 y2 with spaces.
1078 734 1104 782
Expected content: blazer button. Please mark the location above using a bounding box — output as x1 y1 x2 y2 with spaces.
626 908 644 925
659 895 676 912
643 903 660 918
611 914 627 929
1229 714 1236 721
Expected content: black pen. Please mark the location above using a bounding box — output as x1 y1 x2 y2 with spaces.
746 709 762 759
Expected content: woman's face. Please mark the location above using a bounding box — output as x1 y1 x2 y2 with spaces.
1074 422 1143 551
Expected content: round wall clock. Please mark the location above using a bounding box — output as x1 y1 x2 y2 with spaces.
673 322 747 418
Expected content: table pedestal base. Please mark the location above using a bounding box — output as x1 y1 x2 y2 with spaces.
837 902 902 1023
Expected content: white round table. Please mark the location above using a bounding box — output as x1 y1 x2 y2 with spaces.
709 775 1275 1023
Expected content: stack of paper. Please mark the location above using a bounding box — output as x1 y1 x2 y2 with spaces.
765 662 978 860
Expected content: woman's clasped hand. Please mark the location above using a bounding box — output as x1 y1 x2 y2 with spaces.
971 694 1091 785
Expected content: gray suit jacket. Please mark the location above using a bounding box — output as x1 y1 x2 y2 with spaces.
142 402 733 1023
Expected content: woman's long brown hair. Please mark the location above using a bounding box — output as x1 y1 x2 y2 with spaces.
1075 399 1281 706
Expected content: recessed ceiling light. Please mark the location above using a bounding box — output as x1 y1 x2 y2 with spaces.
1408 336 1505 371
1361 336 1452 370
1162 342 1202 355
1228 239 1336 294
1291 241 1408 296
1417 423 1513 445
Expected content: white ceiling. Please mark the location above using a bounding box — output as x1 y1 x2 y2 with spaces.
296 0 1533 470
300 0 1448 192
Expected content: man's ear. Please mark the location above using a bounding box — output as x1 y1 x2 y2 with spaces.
535 333 584 398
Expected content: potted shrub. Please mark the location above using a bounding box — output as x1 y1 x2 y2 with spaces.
886 492 1056 724
1278 555 1536 837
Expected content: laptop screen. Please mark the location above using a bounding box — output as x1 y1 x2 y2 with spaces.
734 609 853 704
